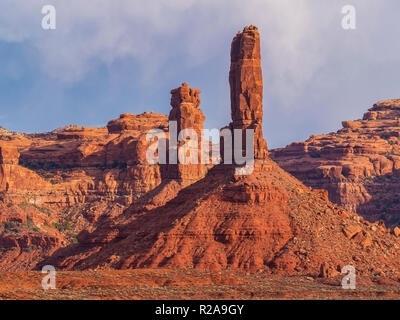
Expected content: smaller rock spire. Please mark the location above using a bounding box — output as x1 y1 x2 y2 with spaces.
166 82 206 182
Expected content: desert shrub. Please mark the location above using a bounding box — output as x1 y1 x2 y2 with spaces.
309 153 321 158
52 222 72 232
18 202 29 211
2 221 21 233
23 245 38 253
25 215 39 232
111 161 127 169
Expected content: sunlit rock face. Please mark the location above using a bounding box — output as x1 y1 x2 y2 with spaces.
229 25 268 160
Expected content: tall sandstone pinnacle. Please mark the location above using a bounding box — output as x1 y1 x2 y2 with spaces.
229 25 268 160
166 82 207 182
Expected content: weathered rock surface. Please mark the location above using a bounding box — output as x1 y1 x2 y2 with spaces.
107 112 168 134
42 158 400 277
271 99 400 227
228 25 268 160
166 82 207 182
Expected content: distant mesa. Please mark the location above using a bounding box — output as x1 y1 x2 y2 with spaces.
107 112 168 134
271 98 400 227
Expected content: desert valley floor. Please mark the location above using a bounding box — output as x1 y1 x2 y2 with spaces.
1 269 400 300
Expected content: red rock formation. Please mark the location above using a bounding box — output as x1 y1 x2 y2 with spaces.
271 99 400 227
0 81 213 271
1 26 400 281
0 117 169 269
228 25 268 160
0 145 19 165
166 82 207 182
57 127 109 140
107 112 168 134
43 158 400 277
39 27 400 281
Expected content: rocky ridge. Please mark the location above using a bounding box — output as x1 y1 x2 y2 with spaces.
271 99 400 227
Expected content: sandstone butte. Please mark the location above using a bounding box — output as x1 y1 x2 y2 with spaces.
0 26 399 284
271 99 400 229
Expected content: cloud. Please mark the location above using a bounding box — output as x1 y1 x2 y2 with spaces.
1 0 399 148
0 1 339 85
0 1 385 90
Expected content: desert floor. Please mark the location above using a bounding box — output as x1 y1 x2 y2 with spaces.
0 269 399 300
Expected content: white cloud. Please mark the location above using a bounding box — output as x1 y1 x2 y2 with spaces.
0 1 329 80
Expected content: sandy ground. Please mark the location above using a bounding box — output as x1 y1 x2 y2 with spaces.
0 269 399 300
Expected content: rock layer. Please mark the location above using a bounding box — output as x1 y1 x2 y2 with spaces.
42 158 400 277
107 112 168 134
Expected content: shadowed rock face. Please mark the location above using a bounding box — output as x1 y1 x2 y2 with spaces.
229 25 268 159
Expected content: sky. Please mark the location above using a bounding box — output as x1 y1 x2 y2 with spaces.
0 0 400 148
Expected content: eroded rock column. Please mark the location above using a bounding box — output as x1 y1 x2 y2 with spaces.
166 82 207 182
229 25 268 159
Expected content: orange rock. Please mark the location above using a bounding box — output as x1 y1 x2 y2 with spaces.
107 112 168 134
319 262 340 278
0 144 19 165
34 27 400 282
353 231 373 248
56 127 109 140
228 25 268 159
271 99 400 227
166 82 207 183
343 225 362 239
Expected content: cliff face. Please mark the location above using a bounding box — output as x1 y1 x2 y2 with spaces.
0 113 169 270
38 27 400 279
271 99 400 227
